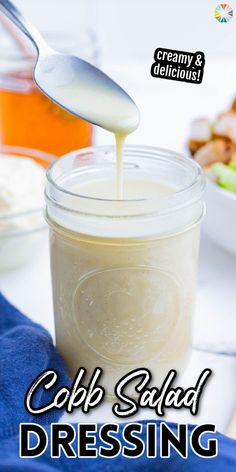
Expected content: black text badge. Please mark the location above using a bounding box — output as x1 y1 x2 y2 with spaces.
151 48 205 84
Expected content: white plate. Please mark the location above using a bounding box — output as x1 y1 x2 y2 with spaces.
203 178 236 256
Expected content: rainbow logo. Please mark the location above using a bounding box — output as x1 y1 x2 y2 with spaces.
214 3 233 22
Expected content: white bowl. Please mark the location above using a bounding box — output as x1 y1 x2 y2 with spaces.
203 178 236 256
0 145 55 271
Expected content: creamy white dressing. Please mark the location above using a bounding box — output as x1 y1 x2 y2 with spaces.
0 155 46 271
70 177 174 200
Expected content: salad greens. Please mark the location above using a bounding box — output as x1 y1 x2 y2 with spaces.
212 162 236 193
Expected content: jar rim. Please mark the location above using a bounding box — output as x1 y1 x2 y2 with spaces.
45 145 205 238
46 144 205 206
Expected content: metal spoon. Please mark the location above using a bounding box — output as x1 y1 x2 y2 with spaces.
0 0 140 134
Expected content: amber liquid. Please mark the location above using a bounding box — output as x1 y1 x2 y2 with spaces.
0 73 93 156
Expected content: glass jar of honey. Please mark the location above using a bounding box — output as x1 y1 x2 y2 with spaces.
0 30 99 155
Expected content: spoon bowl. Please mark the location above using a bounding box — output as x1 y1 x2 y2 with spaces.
0 0 140 133
34 51 140 134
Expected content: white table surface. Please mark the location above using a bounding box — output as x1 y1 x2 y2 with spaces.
0 60 236 433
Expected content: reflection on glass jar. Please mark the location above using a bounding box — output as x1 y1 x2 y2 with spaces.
45 146 205 398
0 29 99 155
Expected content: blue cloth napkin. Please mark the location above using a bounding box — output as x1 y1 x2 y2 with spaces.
0 292 235 471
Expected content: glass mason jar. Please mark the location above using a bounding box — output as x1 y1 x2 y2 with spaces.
45 145 205 397
0 30 99 155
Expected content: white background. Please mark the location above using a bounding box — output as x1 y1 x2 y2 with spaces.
11 0 236 60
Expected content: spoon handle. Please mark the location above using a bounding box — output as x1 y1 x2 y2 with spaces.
0 0 49 52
